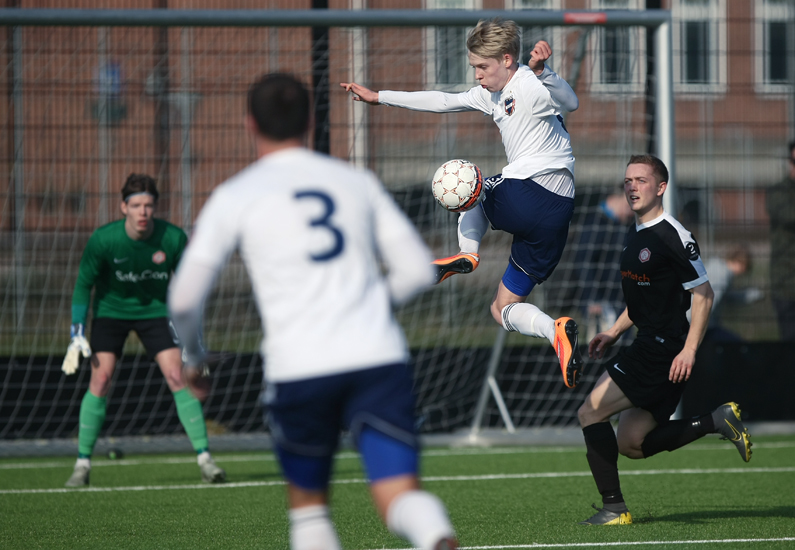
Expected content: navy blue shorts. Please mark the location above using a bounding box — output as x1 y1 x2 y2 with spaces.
481 175 574 295
264 362 419 491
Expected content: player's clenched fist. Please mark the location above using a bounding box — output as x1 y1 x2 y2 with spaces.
528 40 552 75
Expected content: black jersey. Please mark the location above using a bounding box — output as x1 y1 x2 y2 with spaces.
620 212 708 339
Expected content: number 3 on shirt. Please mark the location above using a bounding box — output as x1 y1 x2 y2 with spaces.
294 190 345 262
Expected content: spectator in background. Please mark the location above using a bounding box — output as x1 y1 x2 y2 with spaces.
699 245 763 342
766 141 795 340
574 189 634 341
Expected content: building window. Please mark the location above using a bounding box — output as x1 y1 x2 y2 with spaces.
425 0 481 90
767 22 787 82
435 25 469 85
755 0 793 93
603 27 632 83
589 0 645 94
505 0 558 66
683 19 709 83
672 0 727 94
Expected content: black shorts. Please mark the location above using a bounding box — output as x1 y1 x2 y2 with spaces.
605 333 687 424
90 317 180 359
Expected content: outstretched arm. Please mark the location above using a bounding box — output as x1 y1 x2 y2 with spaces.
342 82 480 113
340 82 380 105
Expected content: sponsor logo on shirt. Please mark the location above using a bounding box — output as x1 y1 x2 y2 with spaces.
152 250 166 265
504 94 516 116
113 257 128 264
115 270 169 283
621 269 651 286
639 248 651 263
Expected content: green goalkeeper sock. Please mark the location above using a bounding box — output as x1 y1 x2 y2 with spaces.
77 391 107 458
173 388 209 452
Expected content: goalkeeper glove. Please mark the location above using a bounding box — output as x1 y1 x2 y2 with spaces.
181 329 209 376
61 323 92 375
181 347 210 377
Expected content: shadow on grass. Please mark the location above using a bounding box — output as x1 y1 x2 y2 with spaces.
633 506 795 524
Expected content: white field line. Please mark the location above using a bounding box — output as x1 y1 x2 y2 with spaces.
365 538 795 550
2 441 794 470
2 466 794 495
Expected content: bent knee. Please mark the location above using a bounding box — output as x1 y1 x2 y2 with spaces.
89 372 113 396
577 404 588 426
577 402 601 427
489 302 503 326
617 439 645 459
164 373 186 392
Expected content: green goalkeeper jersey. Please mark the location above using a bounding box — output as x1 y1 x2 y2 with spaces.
71 219 188 324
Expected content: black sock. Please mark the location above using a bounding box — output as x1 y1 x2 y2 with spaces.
582 422 623 506
641 413 714 458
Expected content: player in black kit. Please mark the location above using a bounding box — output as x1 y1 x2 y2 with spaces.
576 155 752 526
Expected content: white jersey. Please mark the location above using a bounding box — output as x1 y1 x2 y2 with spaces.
379 65 577 198
169 147 435 383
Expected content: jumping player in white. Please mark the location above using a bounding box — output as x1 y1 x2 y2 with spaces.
577 155 752 525
342 18 584 389
169 74 458 550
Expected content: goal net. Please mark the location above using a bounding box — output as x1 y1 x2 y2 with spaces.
0 9 671 448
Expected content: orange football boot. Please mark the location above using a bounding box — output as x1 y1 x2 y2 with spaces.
553 317 584 388
432 252 480 284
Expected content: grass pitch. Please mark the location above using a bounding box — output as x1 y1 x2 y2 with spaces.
1 435 794 549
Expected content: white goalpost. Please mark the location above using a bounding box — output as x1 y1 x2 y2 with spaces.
0 8 674 453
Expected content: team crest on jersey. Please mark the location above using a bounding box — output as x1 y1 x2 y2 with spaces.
504 95 516 116
152 251 166 265
639 248 651 263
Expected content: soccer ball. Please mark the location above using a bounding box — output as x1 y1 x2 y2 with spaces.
431 159 484 213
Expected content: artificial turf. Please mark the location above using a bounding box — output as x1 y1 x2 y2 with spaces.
1 435 794 549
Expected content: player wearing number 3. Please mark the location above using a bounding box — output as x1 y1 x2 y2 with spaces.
169 74 458 550
342 18 584 388
61 174 225 487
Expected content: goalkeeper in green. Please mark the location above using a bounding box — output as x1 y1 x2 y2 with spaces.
62 173 225 487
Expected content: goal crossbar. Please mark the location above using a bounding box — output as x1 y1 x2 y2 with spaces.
0 8 670 28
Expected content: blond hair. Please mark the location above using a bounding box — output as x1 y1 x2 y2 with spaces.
466 18 520 62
